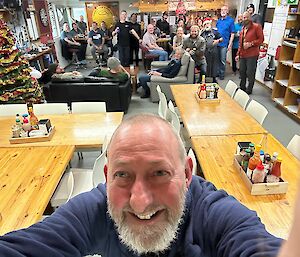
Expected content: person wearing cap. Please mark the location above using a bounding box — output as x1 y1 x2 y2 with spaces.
235 11 264 95
246 4 263 26
201 18 223 83
156 11 170 35
93 57 129 83
216 5 235 80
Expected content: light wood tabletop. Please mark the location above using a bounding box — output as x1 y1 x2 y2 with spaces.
191 134 300 239
0 146 75 235
171 84 267 137
0 112 123 149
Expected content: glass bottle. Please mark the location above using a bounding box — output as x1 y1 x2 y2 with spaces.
249 143 255 157
241 149 251 172
28 106 39 130
271 157 282 178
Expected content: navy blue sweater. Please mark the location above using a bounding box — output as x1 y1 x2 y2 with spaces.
0 176 282 256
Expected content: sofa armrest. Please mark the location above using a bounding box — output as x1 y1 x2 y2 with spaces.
150 75 187 83
151 61 169 69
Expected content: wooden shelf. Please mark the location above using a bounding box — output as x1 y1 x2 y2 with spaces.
273 1 300 121
276 79 289 87
290 85 300 95
286 105 299 114
283 39 298 48
274 97 285 105
281 60 294 67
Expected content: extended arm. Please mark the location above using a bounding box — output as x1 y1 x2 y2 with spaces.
0 187 108 257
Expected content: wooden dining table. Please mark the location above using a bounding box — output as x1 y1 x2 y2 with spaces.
0 146 74 235
171 84 267 137
0 112 123 149
191 134 300 239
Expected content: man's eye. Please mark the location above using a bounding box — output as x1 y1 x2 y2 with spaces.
154 170 168 177
114 171 128 178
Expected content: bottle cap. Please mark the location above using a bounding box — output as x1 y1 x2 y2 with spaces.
260 150 264 155
256 162 264 170
273 152 279 157
277 157 282 162
245 149 251 153
255 144 262 151
249 143 254 147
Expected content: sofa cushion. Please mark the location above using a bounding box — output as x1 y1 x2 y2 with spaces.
177 53 190 77
84 76 120 84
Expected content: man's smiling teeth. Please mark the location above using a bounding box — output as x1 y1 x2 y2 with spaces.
135 211 158 220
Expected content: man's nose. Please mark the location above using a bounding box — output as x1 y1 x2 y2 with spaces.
129 179 153 214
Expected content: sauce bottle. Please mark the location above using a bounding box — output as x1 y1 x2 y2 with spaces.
271 157 282 178
246 144 262 180
252 162 265 183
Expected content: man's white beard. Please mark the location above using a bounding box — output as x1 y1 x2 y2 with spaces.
107 188 187 255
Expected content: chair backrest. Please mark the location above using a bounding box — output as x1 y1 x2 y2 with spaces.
233 89 250 109
33 103 69 115
0 104 28 117
188 148 197 175
246 100 268 125
139 43 149 54
66 171 75 202
92 151 107 187
187 56 196 83
102 135 109 154
71 102 106 113
225 80 238 98
157 85 168 120
168 100 181 135
287 134 300 160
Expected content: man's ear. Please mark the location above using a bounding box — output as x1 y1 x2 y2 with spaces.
185 156 193 187
104 164 108 182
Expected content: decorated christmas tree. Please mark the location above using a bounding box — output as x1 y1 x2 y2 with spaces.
0 19 44 104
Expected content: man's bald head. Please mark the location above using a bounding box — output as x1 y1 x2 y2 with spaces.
107 114 186 164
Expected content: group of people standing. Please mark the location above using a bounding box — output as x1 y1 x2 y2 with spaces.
149 3 264 94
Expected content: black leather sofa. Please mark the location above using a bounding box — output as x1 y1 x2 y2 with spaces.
44 76 132 113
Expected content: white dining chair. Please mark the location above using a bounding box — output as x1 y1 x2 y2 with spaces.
287 134 300 160
33 103 69 115
50 171 74 208
188 148 197 175
50 136 108 208
157 85 171 121
0 104 28 117
168 100 181 135
246 100 268 125
71 102 106 113
233 89 250 109
224 80 238 98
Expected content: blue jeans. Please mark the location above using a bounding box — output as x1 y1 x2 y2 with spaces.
149 49 168 61
139 74 151 95
218 46 227 79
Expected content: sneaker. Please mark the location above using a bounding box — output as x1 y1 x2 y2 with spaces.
140 93 150 99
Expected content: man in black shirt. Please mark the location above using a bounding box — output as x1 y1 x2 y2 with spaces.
112 10 141 67
156 11 170 35
130 13 141 66
71 15 87 35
